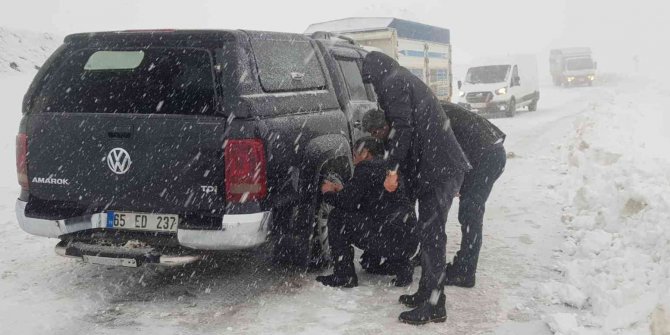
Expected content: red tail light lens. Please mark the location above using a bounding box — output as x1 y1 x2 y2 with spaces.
16 133 28 190
225 139 267 203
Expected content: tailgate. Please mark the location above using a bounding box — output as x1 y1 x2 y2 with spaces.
27 113 226 214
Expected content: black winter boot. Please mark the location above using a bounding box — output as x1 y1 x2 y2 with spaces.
399 290 429 308
317 246 357 288
398 293 447 325
445 262 476 288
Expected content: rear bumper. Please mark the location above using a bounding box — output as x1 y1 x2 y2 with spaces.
178 212 272 250
54 240 203 267
15 199 271 251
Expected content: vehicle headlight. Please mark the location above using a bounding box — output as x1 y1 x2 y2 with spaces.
567 76 575 82
459 91 465 97
495 87 507 95
588 75 595 81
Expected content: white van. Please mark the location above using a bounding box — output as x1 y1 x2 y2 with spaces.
457 55 539 117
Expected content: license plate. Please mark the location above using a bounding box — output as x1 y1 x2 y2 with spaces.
470 103 487 109
106 211 179 232
83 255 138 267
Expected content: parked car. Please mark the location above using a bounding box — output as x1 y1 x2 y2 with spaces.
457 55 539 117
16 29 378 268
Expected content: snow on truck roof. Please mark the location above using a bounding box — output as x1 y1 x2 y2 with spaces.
305 17 450 45
550 47 592 56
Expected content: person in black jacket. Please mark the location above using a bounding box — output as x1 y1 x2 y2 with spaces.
316 137 418 288
441 102 506 288
363 103 507 289
361 51 471 325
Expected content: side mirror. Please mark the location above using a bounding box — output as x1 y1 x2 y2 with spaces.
513 76 521 86
594 62 598 69
457 80 462 90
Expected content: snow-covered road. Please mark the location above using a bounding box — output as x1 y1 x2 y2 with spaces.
0 72 667 335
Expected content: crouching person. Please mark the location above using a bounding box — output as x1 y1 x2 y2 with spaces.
316 136 418 288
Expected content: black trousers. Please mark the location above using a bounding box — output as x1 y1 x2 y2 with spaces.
453 144 506 275
328 208 418 277
415 173 464 300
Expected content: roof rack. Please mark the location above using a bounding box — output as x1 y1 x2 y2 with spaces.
309 31 356 45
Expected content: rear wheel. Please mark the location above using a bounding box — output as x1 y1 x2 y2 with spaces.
308 199 333 269
271 172 340 269
505 98 516 118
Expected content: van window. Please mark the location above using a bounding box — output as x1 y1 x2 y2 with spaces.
511 65 519 86
251 39 326 92
465 65 510 84
34 48 216 115
337 59 368 101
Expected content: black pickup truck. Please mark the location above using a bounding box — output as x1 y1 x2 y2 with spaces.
15 29 378 268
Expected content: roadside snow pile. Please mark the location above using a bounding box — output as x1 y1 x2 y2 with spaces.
543 77 670 334
0 27 59 75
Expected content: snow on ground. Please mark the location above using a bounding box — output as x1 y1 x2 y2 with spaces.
0 29 668 334
540 76 670 334
0 27 60 74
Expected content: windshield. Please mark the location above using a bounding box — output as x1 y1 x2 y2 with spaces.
465 65 510 84
566 58 594 71
33 48 216 115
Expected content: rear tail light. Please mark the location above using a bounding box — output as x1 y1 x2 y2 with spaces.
225 139 267 203
16 133 28 191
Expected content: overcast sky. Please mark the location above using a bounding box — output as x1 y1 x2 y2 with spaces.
2 0 668 75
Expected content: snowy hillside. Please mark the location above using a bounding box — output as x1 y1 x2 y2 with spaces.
0 27 60 75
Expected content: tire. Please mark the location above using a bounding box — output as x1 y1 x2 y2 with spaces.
528 99 538 112
505 98 516 118
271 172 339 269
308 199 333 269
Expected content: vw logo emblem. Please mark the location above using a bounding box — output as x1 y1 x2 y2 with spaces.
107 148 132 175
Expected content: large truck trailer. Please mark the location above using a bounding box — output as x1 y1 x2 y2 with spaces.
306 17 453 101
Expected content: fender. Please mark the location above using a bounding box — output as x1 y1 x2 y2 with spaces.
300 134 353 196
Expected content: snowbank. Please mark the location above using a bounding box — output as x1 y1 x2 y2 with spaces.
0 26 60 75
543 77 670 334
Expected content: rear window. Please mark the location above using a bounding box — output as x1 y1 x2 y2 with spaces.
33 48 216 115
84 51 145 70
251 39 326 92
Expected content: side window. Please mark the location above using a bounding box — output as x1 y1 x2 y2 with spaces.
365 83 377 102
511 65 519 86
251 39 326 92
337 58 368 101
